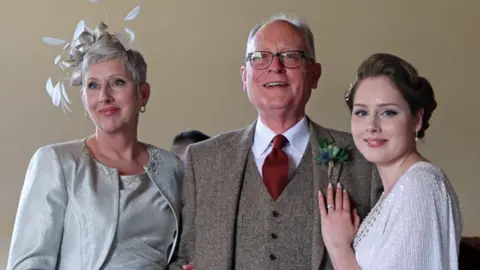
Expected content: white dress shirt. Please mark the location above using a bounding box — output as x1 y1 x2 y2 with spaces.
252 117 310 177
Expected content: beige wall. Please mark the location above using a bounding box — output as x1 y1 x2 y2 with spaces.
0 0 478 262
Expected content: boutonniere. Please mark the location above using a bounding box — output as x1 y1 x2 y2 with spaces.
315 139 352 180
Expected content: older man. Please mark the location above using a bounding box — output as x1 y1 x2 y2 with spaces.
169 14 383 270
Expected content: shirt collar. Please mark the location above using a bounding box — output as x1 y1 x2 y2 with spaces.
252 116 310 157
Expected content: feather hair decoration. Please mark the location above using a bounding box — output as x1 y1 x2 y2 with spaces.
122 5 141 47
42 0 142 114
124 6 141 21
54 55 62 65
125 28 135 42
45 77 72 113
73 20 86 40
42 37 67 46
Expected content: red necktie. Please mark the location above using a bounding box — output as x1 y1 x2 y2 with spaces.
262 135 289 201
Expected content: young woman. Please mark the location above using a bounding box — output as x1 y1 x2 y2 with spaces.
318 53 462 269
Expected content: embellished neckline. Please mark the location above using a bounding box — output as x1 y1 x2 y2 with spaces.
353 161 433 248
120 172 147 179
76 136 163 177
353 192 387 248
119 172 149 189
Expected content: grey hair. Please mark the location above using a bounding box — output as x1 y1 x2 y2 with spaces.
81 33 147 90
245 12 316 61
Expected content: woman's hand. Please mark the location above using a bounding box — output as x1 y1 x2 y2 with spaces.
183 263 194 270
318 182 360 253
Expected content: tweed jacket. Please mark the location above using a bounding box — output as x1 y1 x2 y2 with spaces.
8 138 183 270
169 118 383 269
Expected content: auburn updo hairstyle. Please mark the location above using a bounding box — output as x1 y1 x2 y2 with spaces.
345 53 437 139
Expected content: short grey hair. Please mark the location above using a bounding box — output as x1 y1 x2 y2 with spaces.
81 34 147 89
245 12 316 61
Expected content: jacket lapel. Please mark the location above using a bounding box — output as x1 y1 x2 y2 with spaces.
90 166 120 270
144 146 180 216
207 122 256 268
308 118 334 269
143 145 181 262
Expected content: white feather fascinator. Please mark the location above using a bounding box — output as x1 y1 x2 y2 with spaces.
42 0 141 112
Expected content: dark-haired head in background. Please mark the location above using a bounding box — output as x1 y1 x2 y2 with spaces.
171 130 210 162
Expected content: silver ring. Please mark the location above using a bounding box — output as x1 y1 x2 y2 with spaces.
327 204 335 209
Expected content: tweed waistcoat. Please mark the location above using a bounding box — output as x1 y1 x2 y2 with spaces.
234 145 314 270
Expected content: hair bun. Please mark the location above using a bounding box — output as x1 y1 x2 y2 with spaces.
417 77 437 114
416 76 437 138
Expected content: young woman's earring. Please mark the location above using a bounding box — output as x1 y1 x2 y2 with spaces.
140 106 146 113
415 130 419 142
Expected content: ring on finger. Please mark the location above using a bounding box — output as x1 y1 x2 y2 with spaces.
327 204 335 210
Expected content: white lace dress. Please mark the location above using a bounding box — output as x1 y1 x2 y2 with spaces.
353 162 463 270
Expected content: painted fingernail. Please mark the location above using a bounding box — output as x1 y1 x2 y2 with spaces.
328 183 332 188
318 190 323 196
337 182 342 188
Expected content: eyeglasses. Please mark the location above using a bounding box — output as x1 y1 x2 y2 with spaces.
246 50 311 70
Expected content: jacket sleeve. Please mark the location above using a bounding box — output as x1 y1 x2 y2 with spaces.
168 146 196 269
370 171 461 269
369 163 384 208
7 146 68 270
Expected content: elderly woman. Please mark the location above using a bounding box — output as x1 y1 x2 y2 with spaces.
7 25 183 269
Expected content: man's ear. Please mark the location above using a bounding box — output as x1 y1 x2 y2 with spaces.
241 65 247 92
311 62 322 89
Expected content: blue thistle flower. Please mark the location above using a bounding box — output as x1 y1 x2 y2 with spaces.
319 151 330 163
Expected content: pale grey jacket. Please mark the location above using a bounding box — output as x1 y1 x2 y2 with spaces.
8 139 183 270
